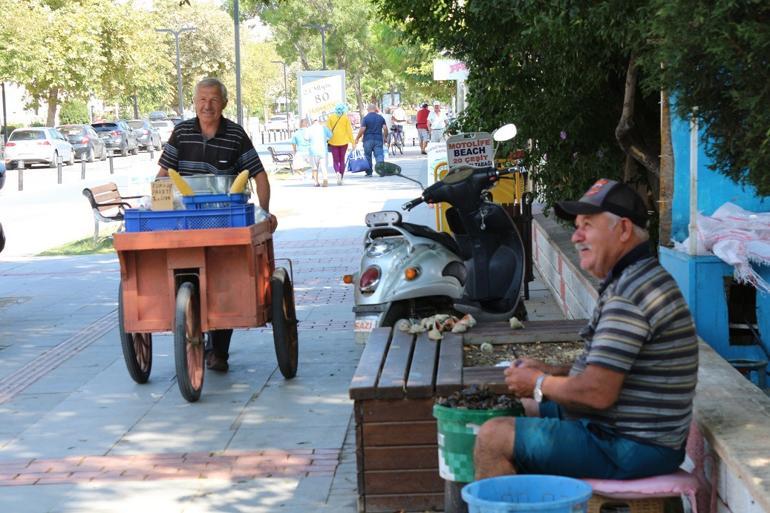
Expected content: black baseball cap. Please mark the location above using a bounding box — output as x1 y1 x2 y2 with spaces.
554 178 648 228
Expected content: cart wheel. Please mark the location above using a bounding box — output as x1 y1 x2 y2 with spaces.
174 281 205 402
119 284 152 383
271 267 298 379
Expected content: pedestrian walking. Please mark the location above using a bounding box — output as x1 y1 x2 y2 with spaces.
307 115 332 187
156 77 276 373
428 101 448 142
291 118 311 174
354 104 388 176
415 102 431 154
327 103 354 185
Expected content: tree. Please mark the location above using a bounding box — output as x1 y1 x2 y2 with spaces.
375 0 770 237
375 1 658 217
257 0 451 114
646 0 770 197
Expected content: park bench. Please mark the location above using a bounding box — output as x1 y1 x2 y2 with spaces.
266 146 295 175
349 319 585 513
82 182 142 243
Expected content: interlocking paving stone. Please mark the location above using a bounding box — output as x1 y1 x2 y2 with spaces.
0 449 339 486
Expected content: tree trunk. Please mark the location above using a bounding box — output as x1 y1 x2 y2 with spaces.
46 87 59 127
659 88 675 247
354 76 364 115
294 43 309 70
616 55 660 181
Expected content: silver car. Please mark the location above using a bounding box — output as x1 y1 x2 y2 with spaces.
4 127 74 169
151 120 175 144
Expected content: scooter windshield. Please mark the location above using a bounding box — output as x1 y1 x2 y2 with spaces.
442 167 474 184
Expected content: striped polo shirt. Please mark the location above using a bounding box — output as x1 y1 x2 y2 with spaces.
158 117 264 177
568 243 698 449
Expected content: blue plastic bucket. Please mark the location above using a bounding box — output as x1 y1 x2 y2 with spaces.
461 475 592 513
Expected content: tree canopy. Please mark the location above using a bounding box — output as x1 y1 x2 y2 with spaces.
375 0 770 221
256 0 452 112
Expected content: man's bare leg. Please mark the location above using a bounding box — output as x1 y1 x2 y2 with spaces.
473 416 517 479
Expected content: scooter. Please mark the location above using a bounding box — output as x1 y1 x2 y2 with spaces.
347 124 527 340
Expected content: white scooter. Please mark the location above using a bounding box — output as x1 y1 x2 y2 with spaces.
347 124 527 340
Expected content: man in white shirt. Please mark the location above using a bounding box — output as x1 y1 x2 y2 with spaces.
428 101 448 142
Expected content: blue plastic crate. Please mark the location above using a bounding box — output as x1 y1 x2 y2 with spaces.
125 204 255 232
182 193 248 210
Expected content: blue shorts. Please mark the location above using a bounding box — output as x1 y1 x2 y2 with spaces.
513 402 685 479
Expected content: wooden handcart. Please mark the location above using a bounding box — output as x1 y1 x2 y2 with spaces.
113 221 298 402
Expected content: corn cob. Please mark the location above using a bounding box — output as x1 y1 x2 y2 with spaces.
168 169 194 196
229 170 250 194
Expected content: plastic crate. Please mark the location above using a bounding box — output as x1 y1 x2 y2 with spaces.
182 193 248 210
125 204 255 232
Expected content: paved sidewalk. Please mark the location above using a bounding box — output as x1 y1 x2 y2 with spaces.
0 144 563 512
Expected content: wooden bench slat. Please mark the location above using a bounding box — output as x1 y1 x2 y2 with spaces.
364 492 444 513
377 329 415 399
364 469 444 494
436 332 463 396
362 420 436 446
462 319 587 344
406 332 439 398
462 367 509 394
358 398 434 422
363 445 439 470
349 328 392 400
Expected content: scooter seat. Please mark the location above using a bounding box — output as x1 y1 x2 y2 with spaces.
400 222 461 255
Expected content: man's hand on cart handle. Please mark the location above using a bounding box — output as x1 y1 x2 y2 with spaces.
268 214 278 233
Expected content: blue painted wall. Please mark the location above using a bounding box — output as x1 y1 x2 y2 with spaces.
669 99 770 243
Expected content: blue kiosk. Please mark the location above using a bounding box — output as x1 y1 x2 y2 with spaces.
659 110 770 388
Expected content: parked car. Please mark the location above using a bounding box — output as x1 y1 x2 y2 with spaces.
126 119 162 151
151 120 175 145
92 121 138 157
149 111 168 121
4 127 74 168
265 114 295 131
56 124 107 162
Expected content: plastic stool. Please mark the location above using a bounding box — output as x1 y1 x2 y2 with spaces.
583 469 699 513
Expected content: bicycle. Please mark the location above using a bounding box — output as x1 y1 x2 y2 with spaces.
388 124 404 156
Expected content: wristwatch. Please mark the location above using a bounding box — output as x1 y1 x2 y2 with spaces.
533 374 547 403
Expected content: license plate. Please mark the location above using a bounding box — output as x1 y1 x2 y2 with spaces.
354 319 375 332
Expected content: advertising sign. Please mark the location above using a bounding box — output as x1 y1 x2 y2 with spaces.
445 132 494 169
298 70 346 121
433 59 470 81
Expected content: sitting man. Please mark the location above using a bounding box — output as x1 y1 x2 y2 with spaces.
474 178 698 480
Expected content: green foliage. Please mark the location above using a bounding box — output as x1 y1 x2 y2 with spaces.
379 0 770 209
646 0 770 196
258 0 450 113
377 0 659 212
59 100 90 124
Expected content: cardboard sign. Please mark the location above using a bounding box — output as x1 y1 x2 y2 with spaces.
446 132 494 169
151 181 174 211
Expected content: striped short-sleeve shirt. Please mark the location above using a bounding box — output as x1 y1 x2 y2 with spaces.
158 117 264 177
568 244 698 449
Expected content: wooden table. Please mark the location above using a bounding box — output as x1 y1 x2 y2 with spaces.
348 319 586 513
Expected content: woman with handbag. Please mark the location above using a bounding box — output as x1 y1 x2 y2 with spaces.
326 103 355 185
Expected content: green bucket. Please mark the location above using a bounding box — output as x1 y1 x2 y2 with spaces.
433 403 521 483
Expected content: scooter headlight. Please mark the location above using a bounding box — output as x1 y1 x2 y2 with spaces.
359 265 381 294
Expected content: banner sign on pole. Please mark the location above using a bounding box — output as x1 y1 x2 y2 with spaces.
445 132 494 169
433 59 469 81
298 70 346 121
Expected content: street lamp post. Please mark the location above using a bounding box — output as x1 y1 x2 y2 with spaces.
155 26 196 118
271 61 290 132
304 23 331 70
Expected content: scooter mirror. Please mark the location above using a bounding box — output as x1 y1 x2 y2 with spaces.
375 161 402 176
493 123 518 142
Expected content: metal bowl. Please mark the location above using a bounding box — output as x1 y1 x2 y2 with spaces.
184 174 237 194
